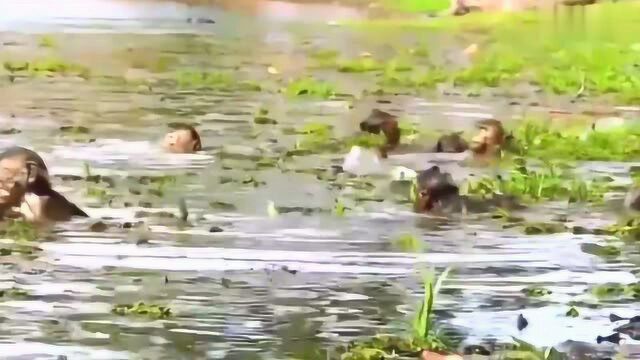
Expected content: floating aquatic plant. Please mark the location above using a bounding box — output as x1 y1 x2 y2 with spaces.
0 220 38 242
333 198 347 216
175 69 235 89
30 57 90 78
580 243 621 258
522 222 567 235
0 287 29 299
379 68 449 90
38 35 56 48
505 338 566 360
522 286 552 298
566 306 580 318
393 233 423 253
111 302 172 319
606 218 640 240
590 282 640 300
284 77 336 99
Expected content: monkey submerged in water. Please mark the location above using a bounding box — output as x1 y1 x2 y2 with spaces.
413 165 521 215
433 132 469 153
0 146 87 222
163 124 202 154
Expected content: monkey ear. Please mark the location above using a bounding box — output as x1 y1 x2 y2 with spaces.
25 161 39 185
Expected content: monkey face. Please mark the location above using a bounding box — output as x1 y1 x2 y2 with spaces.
163 128 201 153
469 119 505 155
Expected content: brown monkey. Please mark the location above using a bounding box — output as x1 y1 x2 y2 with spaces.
163 124 202 153
0 146 87 222
359 109 400 159
17 160 88 223
414 165 521 214
469 119 506 160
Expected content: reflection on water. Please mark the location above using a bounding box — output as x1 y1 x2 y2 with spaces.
1 0 640 359
0 0 365 33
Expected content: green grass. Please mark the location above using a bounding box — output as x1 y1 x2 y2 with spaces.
512 120 640 162
464 157 610 203
343 2 640 104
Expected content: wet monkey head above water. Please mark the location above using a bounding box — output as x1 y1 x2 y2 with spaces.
163 124 202 153
433 132 469 153
469 119 506 158
359 109 400 158
413 166 461 213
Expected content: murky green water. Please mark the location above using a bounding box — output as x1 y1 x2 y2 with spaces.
2 1 640 359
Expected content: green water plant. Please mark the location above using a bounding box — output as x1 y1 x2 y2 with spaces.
522 286 552 298
0 287 29 299
393 233 423 253
504 338 566 360
284 77 336 99
566 306 579 318
175 69 237 89
337 267 453 360
30 57 90 78
512 120 640 162
522 222 567 235
412 267 452 352
288 120 388 156
111 302 172 319
379 67 449 90
591 282 640 300
333 198 347 216
464 158 609 203
0 220 38 242
38 35 56 48
254 111 278 125
337 57 384 73
606 218 640 240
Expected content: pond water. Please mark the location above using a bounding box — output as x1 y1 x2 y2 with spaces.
1 0 640 359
